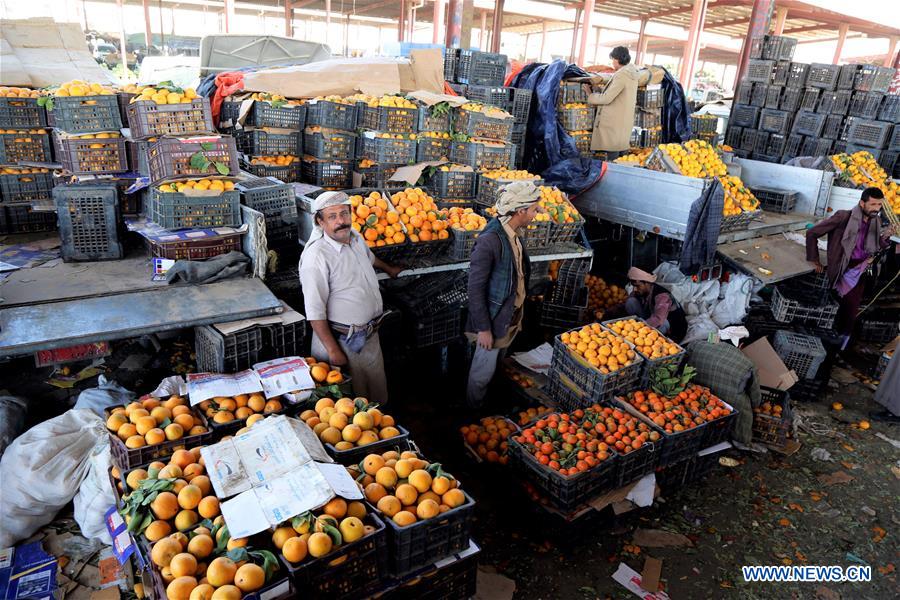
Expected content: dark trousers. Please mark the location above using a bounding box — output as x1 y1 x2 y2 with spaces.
836 260 867 336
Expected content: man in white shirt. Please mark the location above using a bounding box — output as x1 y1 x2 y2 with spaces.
299 191 401 402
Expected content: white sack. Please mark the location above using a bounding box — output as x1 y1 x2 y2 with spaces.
711 273 754 328
0 394 28 456
74 375 136 418
73 440 115 545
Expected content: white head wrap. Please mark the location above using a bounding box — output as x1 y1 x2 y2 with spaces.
307 191 352 244
493 181 541 225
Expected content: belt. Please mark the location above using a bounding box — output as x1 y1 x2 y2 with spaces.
330 312 390 340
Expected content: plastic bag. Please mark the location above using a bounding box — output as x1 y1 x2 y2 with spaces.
73 440 115 545
681 313 719 346
0 395 28 456
711 273 754 328
0 409 108 548
74 375 136 418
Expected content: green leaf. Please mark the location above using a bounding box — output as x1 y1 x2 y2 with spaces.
199 142 214 151
249 550 280 581
214 161 230 176
270 99 287 109
321 523 343 547
226 547 249 563
190 151 211 172
214 525 231 553
159 417 172 429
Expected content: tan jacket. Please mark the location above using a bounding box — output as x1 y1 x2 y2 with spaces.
587 63 639 152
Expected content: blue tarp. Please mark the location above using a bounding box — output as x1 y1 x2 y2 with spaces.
510 60 604 195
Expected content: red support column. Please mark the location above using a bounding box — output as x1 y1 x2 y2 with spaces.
432 0 444 44
115 0 128 73
223 0 235 33
490 0 504 53
480 10 488 50
734 0 774 89
635 17 647 65
325 0 332 45
446 0 462 47
679 0 708 90
884 36 899 67
569 7 581 64
284 1 292 37
577 0 595 66
539 20 547 61
773 7 788 35
833 24 849 64
399 0 406 42
593 25 601 64
142 0 153 50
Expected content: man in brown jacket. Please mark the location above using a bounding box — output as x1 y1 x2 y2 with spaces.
587 46 639 159
806 187 896 342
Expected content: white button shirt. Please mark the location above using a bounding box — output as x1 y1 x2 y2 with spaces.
298 229 383 327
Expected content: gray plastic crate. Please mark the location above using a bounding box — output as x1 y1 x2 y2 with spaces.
792 111 826 137
750 186 797 213
772 330 827 380
846 119 892 149
236 176 297 223
771 286 838 329
746 59 774 83
53 183 123 262
195 325 262 373
806 64 840 90
148 186 241 229
47 95 122 134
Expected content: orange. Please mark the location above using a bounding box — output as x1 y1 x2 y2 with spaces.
339 516 364 543
126 469 148 490
376 495 402 517
323 498 347 519
183 463 204 481
431 476 452 495
329 412 349 430
365 482 387 503
170 450 194 469
166 576 197 600
307 532 332 558
362 454 385 475
264 399 282 413
394 459 414 479
375 467 398 489
310 365 328 383
334 398 355 416
416 499 440 520
189 583 214 600
206 557 237 587
169 532 189 550
144 520 172 542
282 536 308 563
347 501 367 519
188 534 214 559
135 415 157 436
392 511 417 527
213 411 234 424
150 406 172 423
380 426 400 439
210 584 241 600
150 492 179 520
395 483 418 506
342 424 362 443
442 488 465 508
158 465 183 479
234 563 265 592
175 509 199 531
145 428 166 445
174 413 195 430
150 537 181 567
198 496 220 519
408 470 432 493
272 526 297 550
106 413 128 432
358 430 379 445
235 407 253 420
178 485 202 510
170 553 198 578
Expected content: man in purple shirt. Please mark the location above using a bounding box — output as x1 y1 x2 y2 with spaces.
806 187 896 340
619 267 688 342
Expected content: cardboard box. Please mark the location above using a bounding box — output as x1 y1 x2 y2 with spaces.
742 337 799 391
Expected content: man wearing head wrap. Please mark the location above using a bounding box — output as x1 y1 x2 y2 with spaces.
615 266 687 342
465 181 542 408
298 191 401 403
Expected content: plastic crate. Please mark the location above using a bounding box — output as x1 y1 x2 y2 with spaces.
690 113 718 134
846 119 892 148
415 104 451 132
857 316 899 344
792 111 826 137
782 133 804 160
822 114 844 139
0 169 55 204
763 36 797 61
779 87 802 112
456 50 507 86
633 108 660 129
540 301 589 333
450 140 514 170
281 513 387 599
699 403 739 448
475 174 543 207
359 104 418 133
772 330 827 380
837 64 860 90
415 137 452 162
53 184 122 262
786 63 809 87
799 88 821 111
772 63 790 87
730 104 760 128
387 271 468 316
751 387 793 447
382 541 479 600
758 108 791 134
306 100 357 131
739 128 761 152
879 150 899 176
447 82 467 96
453 108 513 142
238 128 301 156
735 83 753 105
0 202 57 233
355 162 401 188
507 434 617 512
816 91 838 114
0 131 51 164
146 231 241 260
148 186 241 230
636 86 662 109
359 135 417 164
106 405 212 470
831 140 848 155
559 81 589 105
771 285 839 328
509 88 533 124
750 83 770 107
550 258 589 304
240 157 301 183
724 126 743 148
558 106 594 131
260 319 306 360
301 157 353 190
750 186 797 213
301 128 356 161
410 305 463 347
806 64 840 90
830 90 852 115
46 95 121 134
749 36 765 59
746 59 774 83
147 136 240 183
0 96 47 129
323 424 411 466
444 48 459 81
854 65 896 93
601 316 686 381
550 334 643 403
53 133 128 175
126 98 214 139
127 139 152 175
765 85 783 109
248 100 306 129
236 176 296 222
848 91 885 119
428 168 477 199
800 137 833 157
765 133 788 157
878 95 900 124
195 324 262 373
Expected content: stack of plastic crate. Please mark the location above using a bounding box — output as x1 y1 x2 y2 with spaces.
302 98 358 190
633 85 663 150
235 96 305 183
557 80 594 158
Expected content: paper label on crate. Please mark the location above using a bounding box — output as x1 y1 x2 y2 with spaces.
288 419 333 463
253 357 316 397
201 441 252 498
233 417 312 483
186 370 263 405
255 464 333 523
150 375 188 398
511 343 553 375
315 463 364 500
220 491 269 539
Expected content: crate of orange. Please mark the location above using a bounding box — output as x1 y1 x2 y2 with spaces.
460 416 518 464
601 317 685 381
752 387 792 448
446 206 487 261
551 324 644 403
104 395 213 470
348 187 408 262
389 187 452 261
508 408 619 511
615 389 709 467
681 384 737 448
197 393 294 437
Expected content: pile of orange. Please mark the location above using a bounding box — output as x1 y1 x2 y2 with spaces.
390 188 450 243
105 395 207 449
460 417 515 464
585 275 627 313
298 397 401 450
157 177 235 195
559 324 639 374
149 524 269 600
307 358 345 385
755 401 784 418
116 448 221 543
349 449 467 527
516 405 552 426
503 364 536 389
275 497 375 565
445 206 486 232
0 166 51 175
350 190 406 248
604 318 681 359
197 393 284 430
0 87 42 98
0 128 48 136
680 384 732 422
249 155 298 166
621 390 702 433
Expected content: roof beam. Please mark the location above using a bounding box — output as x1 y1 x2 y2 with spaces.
639 0 744 21
351 0 397 16
781 23 830 36
705 16 751 30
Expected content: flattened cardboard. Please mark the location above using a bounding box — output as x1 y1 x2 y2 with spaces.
641 557 663 593
389 160 446 185
742 337 799 390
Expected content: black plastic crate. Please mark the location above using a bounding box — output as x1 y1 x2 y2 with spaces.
323 424 411 464
126 98 214 139
759 108 792 134
465 84 510 108
854 65 896 93
830 90 852 115
0 202 54 235
750 186 797 213
237 128 301 156
700 407 739 448
415 104 451 132
550 335 643 403
636 86 662 109
301 157 353 190
750 37 765 59
763 36 797 61
53 183 122 262
359 135 417 164
765 133 788 157
806 63 840 90
355 162 401 188
800 137 833 157
787 63 809 87
147 136 240 183
303 128 356 160
240 157 301 182
381 542 479 600
0 168 55 204
306 100 358 131
148 185 241 229
456 50 507 86
753 130 770 155
248 100 306 129
127 139 152 176
879 95 900 124
779 87 802 112
746 59 774 83
735 83 753 105
387 271 468 316
878 150 899 176
428 167 477 199
0 96 47 129
740 128 761 152
453 107 513 141
632 108 660 129
782 133 804 160
690 113 718 134
415 136 452 162
559 80 589 105
449 140 514 170
846 119 892 148
444 48 459 81
46 95 122 134
724 125 742 148
831 139 848 155
838 64 860 90
236 175 297 223
550 258 590 305
816 91 838 114
410 305 463 347
750 83 770 107
772 62 791 86
509 88 533 124
540 302 589 333
792 111 826 137
106 408 212 471
260 318 306 359
822 114 844 139
765 84 783 109
560 106 595 130
799 88 821 111
53 133 128 175
730 104 760 128
0 131 51 164
848 91 885 119
359 104 418 134
195 324 262 373
752 387 793 448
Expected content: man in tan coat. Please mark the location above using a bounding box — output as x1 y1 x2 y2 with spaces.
587 46 639 158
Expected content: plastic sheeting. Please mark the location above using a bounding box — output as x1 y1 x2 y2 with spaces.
510 60 605 195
